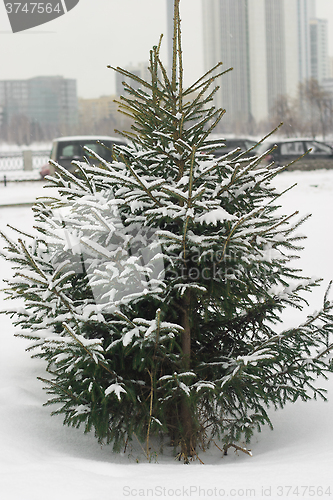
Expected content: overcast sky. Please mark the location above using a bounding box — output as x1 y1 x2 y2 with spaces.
0 0 332 99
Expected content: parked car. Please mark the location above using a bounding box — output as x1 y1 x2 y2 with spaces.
210 137 259 158
256 138 333 170
40 135 127 178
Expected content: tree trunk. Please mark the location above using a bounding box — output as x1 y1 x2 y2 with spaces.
180 289 196 460
181 288 191 370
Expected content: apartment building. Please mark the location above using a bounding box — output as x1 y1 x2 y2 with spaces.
202 0 327 126
0 76 78 129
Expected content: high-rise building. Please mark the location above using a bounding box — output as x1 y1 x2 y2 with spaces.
115 62 151 96
0 76 77 129
28 76 77 128
166 0 174 76
265 0 299 106
297 0 316 82
310 18 329 83
0 79 29 120
329 56 333 79
203 0 254 123
202 0 325 127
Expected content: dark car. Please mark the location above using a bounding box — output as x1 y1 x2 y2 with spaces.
40 135 127 178
257 138 333 170
211 137 259 158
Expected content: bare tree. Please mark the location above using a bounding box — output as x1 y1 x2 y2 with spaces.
299 79 333 140
266 94 304 137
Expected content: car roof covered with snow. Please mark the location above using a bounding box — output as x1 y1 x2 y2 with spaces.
51 135 125 143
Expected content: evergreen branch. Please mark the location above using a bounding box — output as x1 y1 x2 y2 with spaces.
108 66 153 93
184 66 233 97
172 0 180 92
113 105 137 121
5 224 35 240
195 153 235 183
284 213 311 237
113 128 137 143
314 342 333 360
187 68 233 99
116 95 155 123
217 208 265 262
180 146 198 259
266 183 298 207
49 161 88 190
252 310 326 356
254 211 300 238
0 230 22 258
155 33 163 57
150 45 158 108
15 272 48 288
214 440 252 457
190 108 226 153
73 165 97 195
90 209 115 233
62 322 102 363
154 46 174 99
176 0 183 108
283 149 313 170
181 80 220 124
238 122 284 160
37 376 78 400
17 239 50 282
118 154 163 207
159 187 188 204
191 187 206 202
14 240 85 332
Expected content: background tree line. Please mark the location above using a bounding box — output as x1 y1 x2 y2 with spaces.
209 78 333 141
0 97 133 146
264 78 333 140
1 79 333 146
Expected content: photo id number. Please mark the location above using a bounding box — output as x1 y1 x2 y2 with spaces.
5 3 62 14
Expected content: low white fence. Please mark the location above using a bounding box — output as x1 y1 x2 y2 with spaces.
0 150 50 172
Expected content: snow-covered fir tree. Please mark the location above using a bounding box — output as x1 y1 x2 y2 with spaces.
1 0 333 463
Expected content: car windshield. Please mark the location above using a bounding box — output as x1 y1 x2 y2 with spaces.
58 141 114 161
256 142 274 155
214 139 257 156
305 141 333 155
280 142 305 155
244 140 257 150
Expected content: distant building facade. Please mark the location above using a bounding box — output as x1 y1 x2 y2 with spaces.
202 0 328 127
78 95 118 125
329 57 333 79
297 0 316 82
115 63 150 96
166 0 174 77
0 76 78 130
310 18 329 83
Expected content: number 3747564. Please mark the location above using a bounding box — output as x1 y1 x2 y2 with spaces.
5 3 62 14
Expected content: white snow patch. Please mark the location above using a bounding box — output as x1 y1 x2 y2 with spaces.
196 208 236 225
105 383 126 400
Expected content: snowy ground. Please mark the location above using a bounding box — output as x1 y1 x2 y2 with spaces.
0 171 333 500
